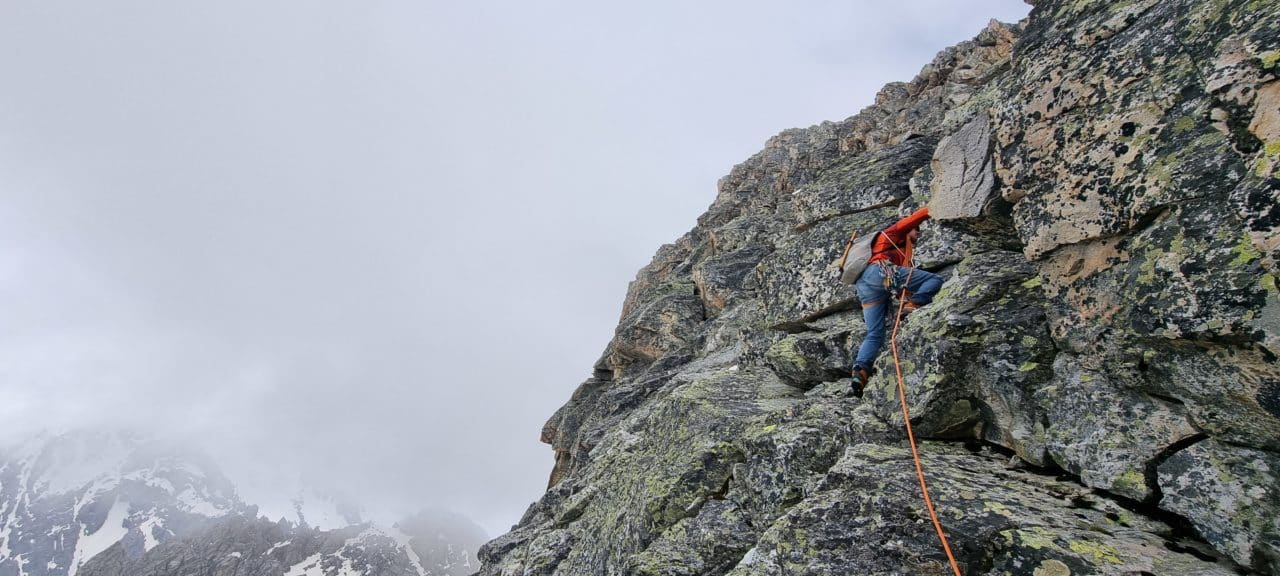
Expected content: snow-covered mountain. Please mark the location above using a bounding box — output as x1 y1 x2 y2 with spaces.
78 517 479 576
394 510 485 576
0 431 244 576
0 432 483 576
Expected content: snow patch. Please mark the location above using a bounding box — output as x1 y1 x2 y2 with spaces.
387 526 427 576
69 498 129 576
175 487 227 517
136 516 165 552
73 477 121 518
266 540 291 554
283 553 324 576
139 475 175 494
1 451 36 560
0 516 11 560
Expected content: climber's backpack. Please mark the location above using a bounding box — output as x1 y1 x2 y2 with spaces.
834 231 879 285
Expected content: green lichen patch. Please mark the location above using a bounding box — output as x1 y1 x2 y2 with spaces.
1068 539 1124 564
1261 50 1280 70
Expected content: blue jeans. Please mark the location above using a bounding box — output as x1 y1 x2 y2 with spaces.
853 263 943 370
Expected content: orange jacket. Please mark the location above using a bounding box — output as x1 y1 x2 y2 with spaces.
868 207 930 267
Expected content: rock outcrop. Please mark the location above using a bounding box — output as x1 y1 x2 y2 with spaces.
482 0 1280 574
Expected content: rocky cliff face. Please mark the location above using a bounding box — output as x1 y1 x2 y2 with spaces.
479 0 1280 574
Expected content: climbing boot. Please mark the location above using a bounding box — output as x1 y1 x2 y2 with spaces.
849 366 875 398
901 301 922 316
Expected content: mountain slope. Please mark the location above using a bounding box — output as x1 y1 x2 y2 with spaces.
0 431 244 576
0 432 484 576
77 513 482 576
76 516 477 576
479 0 1280 574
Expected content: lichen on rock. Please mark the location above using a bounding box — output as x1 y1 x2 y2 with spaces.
480 0 1280 574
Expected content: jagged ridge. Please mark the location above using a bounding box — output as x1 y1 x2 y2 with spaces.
481 0 1280 574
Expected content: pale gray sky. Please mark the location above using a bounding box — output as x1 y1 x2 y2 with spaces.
0 1 1030 535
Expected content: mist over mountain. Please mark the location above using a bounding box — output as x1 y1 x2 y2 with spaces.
0 431 485 576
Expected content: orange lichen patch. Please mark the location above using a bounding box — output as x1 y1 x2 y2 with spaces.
1038 236 1130 318
1025 70 1070 121
1090 104 1167 164
1018 169 1115 260
1066 285 1125 326
1243 81 1280 259
1249 81 1280 149
1042 236 1130 286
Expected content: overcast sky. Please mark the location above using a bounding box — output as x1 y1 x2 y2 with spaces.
0 1 1030 535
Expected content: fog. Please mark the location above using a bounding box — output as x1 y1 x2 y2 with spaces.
0 1 1031 535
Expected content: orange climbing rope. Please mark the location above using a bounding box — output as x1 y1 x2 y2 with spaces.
889 265 963 576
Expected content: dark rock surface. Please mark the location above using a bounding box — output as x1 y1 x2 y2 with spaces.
483 1 1280 574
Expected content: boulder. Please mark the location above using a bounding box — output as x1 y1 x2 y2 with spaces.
928 113 1019 247
786 137 936 231
755 208 897 328
762 325 856 389
725 443 1237 576
862 251 1058 463
693 244 773 315
1158 440 1280 572
1038 355 1200 501
628 500 756 576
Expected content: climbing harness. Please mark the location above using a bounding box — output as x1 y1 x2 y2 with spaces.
877 260 900 291
889 265 963 576
878 234 914 292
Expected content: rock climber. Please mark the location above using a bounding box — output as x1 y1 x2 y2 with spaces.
849 206 944 398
